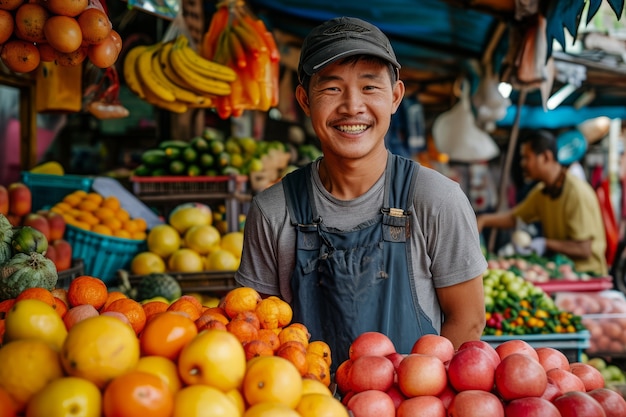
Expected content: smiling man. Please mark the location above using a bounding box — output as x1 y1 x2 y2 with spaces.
235 17 487 367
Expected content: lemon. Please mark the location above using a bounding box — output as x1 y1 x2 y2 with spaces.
4 299 67 351
220 231 244 258
168 248 204 273
25 377 101 417
169 205 212 235
130 251 166 275
296 393 349 417
0 339 64 411
205 249 240 271
147 224 181 258
61 315 140 389
183 224 221 255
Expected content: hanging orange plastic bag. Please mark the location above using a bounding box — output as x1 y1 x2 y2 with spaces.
36 62 82 113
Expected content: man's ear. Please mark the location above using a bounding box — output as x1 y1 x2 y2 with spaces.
295 84 310 116
391 80 405 114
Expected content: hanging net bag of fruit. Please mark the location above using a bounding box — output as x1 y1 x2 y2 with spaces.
200 0 280 119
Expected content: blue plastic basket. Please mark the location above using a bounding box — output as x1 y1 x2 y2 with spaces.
21 172 94 211
65 224 146 285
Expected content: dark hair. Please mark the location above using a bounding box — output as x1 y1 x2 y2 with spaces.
299 55 399 92
520 129 558 159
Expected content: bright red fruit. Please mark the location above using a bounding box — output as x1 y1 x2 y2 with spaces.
396 354 447 398
546 368 586 394
410 334 455 363
447 346 496 392
569 362 606 391
348 355 395 393
587 387 626 417
349 331 396 360
541 377 564 402
494 339 539 362
553 391 607 417
494 353 547 401
335 359 353 395
346 389 396 417
504 397 561 417
7 182 32 216
456 340 500 369
385 384 406 409
535 347 570 372
446 389 504 417
396 395 445 417
22 212 50 241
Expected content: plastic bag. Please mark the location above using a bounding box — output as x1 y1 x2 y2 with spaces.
432 80 500 163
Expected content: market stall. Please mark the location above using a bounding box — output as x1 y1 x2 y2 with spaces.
2 0 626 414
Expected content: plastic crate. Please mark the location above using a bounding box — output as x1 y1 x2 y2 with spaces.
56 258 85 289
120 269 238 297
130 175 248 197
65 224 146 285
21 172 94 210
481 331 590 363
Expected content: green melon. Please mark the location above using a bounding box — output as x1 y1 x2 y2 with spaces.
135 273 182 302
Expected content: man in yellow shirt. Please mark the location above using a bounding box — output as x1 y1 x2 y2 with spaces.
477 129 607 276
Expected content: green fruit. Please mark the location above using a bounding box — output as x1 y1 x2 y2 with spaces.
11 226 48 255
198 153 215 168
133 164 151 176
169 160 186 175
225 138 242 155
187 165 201 177
217 152 231 168
182 147 198 163
135 273 182 303
191 136 210 152
209 139 225 155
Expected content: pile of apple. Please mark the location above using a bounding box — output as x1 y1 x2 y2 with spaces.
0 183 72 271
337 331 626 417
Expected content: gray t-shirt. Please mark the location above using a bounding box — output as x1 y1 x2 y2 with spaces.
235 156 487 331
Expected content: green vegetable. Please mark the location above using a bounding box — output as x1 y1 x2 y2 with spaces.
141 149 168 167
0 252 58 300
0 214 13 264
134 273 182 302
11 226 48 255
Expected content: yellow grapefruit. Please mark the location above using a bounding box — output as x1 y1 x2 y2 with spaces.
60 315 140 388
169 205 212 235
135 355 182 395
4 299 67 351
168 248 204 272
243 402 300 417
205 249 239 271
147 224 181 258
242 355 303 408
221 231 244 258
25 377 101 417
0 339 64 412
131 251 167 275
296 393 349 417
173 385 239 417
183 224 221 255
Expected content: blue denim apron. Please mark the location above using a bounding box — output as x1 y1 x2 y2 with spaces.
282 153 437 369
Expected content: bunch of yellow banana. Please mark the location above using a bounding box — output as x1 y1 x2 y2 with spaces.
123 35 237 113
201 2 280 119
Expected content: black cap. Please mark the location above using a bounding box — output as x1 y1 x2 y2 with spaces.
298 16 401 84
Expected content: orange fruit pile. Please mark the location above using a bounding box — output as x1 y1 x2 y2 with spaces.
0 280 345 416
50 190 147 240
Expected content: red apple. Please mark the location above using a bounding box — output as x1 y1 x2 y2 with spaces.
446 389 504 417
546 368 586 393
396 395 445 417
447 346 496 392
494 353 547 401
349 331 396 360
494 339 539 362
569 362 606 391
553 391 607 417
541 377 564 402
63 304 100 330
52 239 72 271
535 347 570 372
410 334 455 363
504 397 561 417
587 387 626 417
22 212 50 241
7 182 31 216
101 311 132 327
44 210 66 241
346 389 396 417
385 352 406 372
335 359 353 395
385 384 406 409
437 382 457 409
348 355 395 393
396 354 447 397
457 340 500 369
341 390 355 406
45 244 58 264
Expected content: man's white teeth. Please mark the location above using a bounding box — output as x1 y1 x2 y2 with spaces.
337 125 367 133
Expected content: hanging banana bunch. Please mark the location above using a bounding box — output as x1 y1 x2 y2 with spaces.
201 0 280 119
123 35 237 113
